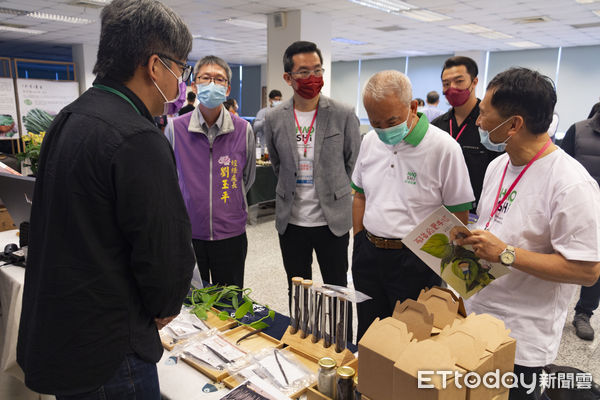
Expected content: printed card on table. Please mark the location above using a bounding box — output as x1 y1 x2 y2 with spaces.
402 206 510 299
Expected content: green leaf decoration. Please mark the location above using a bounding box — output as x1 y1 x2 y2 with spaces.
218 311 230 321
187 284 274 329
250 321 269 330
235 301 253 319
194 306 207 320
421 233 452 259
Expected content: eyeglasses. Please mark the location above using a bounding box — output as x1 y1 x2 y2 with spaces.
157 53 192 81
196 75 229 87
289 68 325 79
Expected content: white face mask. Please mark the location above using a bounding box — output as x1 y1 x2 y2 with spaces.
271 100 281 107
152 58 184 114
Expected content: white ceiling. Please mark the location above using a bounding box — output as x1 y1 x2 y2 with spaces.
0 0 600 65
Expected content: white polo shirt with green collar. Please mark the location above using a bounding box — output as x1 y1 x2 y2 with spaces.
351 113 474 239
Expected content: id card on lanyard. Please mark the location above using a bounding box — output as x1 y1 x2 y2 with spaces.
294 107 317 186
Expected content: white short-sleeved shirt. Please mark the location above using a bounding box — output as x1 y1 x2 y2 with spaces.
465 148 600 367
289 109 326 227
351 114 474 238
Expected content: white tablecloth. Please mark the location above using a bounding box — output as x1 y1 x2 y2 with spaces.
0 229 23 381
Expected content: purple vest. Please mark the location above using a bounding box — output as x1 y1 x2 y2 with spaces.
171 111 248 240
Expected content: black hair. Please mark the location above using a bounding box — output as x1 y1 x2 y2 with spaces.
283 41 323 73
427 91 439 104
269 89 282 99
441 56 478 80
187 91 196 102
588 102 600 119
93 0 192 83
487 68 556 135
415 98 425 107
223 98 237 111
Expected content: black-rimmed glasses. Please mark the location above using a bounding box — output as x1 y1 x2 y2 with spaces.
157 53 192 82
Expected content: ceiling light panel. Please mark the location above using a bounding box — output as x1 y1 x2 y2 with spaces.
479 31 513 39
27 12 94 24
193 34 239 44
0 24 45 35
449 24 492 33
507 41 542 48
348 0 416 14
224 18 266 29
401 9 450 22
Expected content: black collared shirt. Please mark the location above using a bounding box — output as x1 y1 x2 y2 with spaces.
431 99 499 208
17 77 196 395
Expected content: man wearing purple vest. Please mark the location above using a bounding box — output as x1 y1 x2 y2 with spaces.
165 56 255 287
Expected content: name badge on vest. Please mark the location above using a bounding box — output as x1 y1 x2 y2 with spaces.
297 160 314 186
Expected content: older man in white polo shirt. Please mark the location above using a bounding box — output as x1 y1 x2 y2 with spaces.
352 70 474 340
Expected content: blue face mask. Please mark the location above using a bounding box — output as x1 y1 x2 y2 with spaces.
478 117 513 152
374 115 411 145
197 82 227 109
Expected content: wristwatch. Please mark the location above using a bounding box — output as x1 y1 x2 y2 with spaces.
499 245 516 266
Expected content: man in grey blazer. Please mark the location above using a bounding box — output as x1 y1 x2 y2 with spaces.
264 41 361 320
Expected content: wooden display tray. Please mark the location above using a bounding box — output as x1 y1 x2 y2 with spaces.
222 346 319 398
160 308 237 350
181 353 230 382
281 326 356 367
222 325 284 352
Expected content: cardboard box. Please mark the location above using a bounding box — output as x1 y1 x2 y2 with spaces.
393 339 466 400
357 317 412 400
392 287 466 339
434 330 495 400
0 207 15 232
445 314 516 377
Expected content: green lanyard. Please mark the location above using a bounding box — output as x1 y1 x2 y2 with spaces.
93 84 141 116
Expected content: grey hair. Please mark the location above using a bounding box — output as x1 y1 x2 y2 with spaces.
193 56 232 83
362 70 412 105
93 0 192 82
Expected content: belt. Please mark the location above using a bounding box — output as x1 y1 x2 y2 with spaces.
365 230 404 249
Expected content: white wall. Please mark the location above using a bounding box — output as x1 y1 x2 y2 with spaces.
555 45 600 133
327 45 600 136
406 54 452 111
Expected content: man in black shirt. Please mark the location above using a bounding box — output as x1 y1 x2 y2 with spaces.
431 56 498 210
178 91 196 115
17 1 196 398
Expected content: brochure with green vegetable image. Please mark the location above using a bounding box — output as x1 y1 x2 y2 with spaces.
402 206 510 299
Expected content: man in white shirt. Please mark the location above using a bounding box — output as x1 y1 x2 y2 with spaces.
352 70 474 340
457 67 600 400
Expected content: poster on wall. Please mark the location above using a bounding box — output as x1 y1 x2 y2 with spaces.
16 79 79 136
0 77 19 140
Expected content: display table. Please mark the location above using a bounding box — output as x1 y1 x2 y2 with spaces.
246 165 276 206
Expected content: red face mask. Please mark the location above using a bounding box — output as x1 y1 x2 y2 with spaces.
444 87 471 107
293 75 324 99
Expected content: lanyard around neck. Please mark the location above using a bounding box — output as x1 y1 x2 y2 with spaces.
449 120 467 141
93 84 141 116
293 106 318 158
485 138 552 230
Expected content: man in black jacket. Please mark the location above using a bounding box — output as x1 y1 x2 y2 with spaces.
16 1 196 398
561 105 600 341
431 56 498 211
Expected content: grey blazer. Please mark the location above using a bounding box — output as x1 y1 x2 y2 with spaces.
264 95 361 236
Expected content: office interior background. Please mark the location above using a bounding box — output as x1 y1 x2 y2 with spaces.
0 0 599 138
